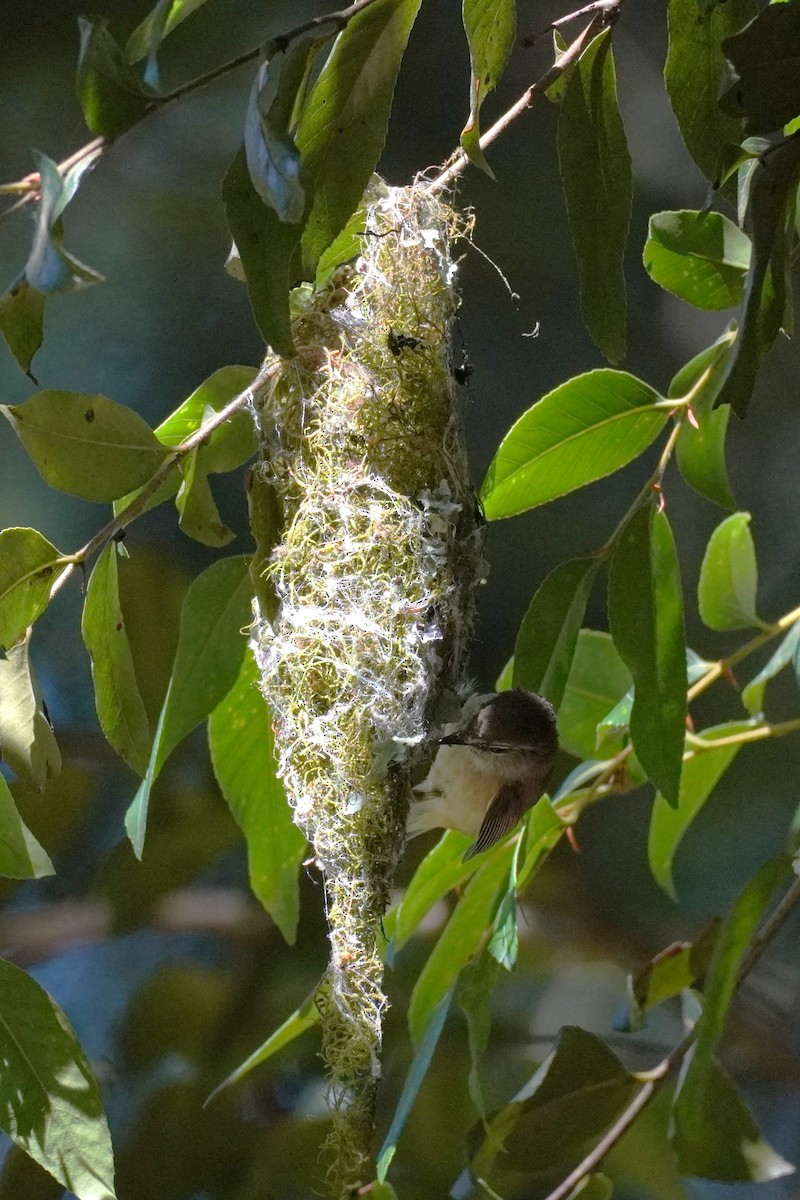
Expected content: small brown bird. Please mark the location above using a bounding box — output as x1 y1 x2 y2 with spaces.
407 689 559 859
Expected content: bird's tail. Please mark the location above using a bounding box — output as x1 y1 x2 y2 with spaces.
406 796 444 839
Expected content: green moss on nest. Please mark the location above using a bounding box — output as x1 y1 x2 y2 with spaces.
250 181 482 1195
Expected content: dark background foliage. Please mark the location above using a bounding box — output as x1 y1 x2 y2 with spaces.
2 2 800 1197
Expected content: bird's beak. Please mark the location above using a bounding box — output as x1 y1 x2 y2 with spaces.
439 731 467 745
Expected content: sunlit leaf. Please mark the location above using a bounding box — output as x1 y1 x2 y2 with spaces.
558 29 631 363
513 557 598 711
296 0 422 273
377 987 453 1181
125 555 252 857
698 511 761 631
648 722 754 898
609 505 687 803
0 959 115 1197
127 0 213 70
0 279 45 381
644 211 751 310
0 528 65 652
0 629 61 791
82 545 150 776
481 371 666 519
392 830 480 951
665 0 758 182
559 630 632 761
460 0 516 177
672 328 738 510
175 450 235 548
77 15 155 138
209 647 305 942
719 3 800 134
0 775 54 879
1 391 169 503
617 920 719 1032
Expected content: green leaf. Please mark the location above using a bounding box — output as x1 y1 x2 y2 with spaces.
0 528 65 652
742 620 800 714
125 555 252 857
648 722 753 897
608 505 687 804
1 391 170 503
673 1054 793 1181
513 557 598 710
558 630 633 761
209 647 305 942
296 0 422 273
246 468 282 625
24 153 104 297
460 0 516 177
205 977 324 1105
618 920 719 1032
175 450 235 548
481 370 667 520
245 42 315 224
0 958 115 1197
644 211 751 310
126 0 212 68
458 952 501 1119
698 511 761 631
715 134 800 417
470 1026 639 1182
376 987 453 1182
314 190 373 290
565 1176 613 1200
77 15 155 139
719 3 800 134
665 0 759 182
409 850 510 1045
672 328 738 510
0 629 61 791
392 830 479 951
222 147 298 357
0 775 54 879
81 545 150 776
557 29 632 363
0 279 45 381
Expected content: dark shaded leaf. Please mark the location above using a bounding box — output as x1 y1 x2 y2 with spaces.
458 952 501 1119
644 210 751 310
665 0 758 182
1 390 170 503
742 620 800 715
24 153 104 296
0 1145 66 1200
648 721 752 898
77 15 155 138
222 147 298 357
513 557 598 711
125 555 252 857
126 0 212 77
460 0 516 176
698 511 761 631
715 134 800 416
245 42 315 223
0 629 61 791
673 1054 793 1181
618 920 719 1032
559 630 632 761
0 959 114 1197
0 528 65 651
719 3 800 134
209 647 305 942
470 1026 639 1181
557 29 631 363
481 370 666 519
608 505 687 804
672 328 738 510
246 467 282 624
82 545 150 776
296 0 422 273
0 775 54 879
0 279 45 380
377 987 453 1182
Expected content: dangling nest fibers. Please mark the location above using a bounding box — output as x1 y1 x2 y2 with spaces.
249 180 483 1194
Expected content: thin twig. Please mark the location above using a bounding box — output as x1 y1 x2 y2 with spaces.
519 0 622 48
0 0 383 224
47 361 278 602
542 872 800 1200
428 1 621 193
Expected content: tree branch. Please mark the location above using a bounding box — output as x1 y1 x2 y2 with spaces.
541 871 800 1200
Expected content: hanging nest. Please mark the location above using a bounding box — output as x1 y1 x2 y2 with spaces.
249 179 483 1194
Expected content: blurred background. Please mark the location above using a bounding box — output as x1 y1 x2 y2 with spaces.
2 1 800 1197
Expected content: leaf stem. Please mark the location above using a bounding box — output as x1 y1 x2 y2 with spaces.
47 361 278 601
541 871 800 1200
684 716 800 755
688 601 800 703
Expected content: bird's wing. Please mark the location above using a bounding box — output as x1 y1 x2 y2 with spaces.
464 782 528 860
